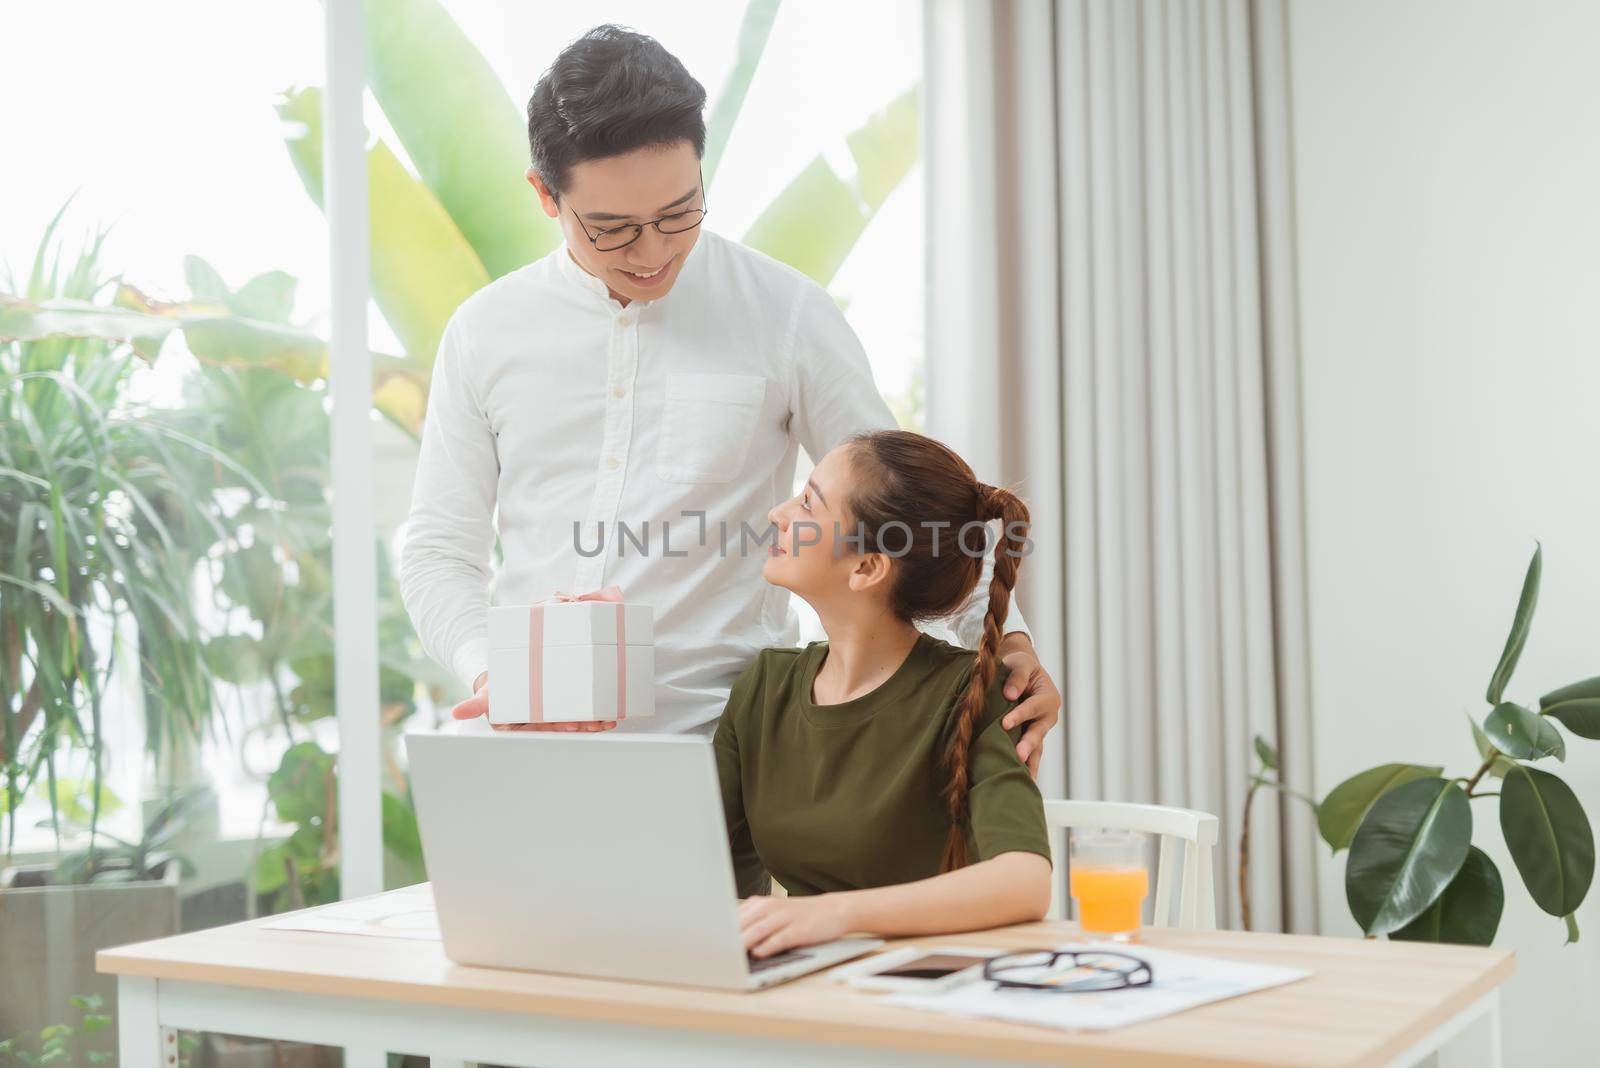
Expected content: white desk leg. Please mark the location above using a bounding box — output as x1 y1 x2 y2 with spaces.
1430 989 1504 1068
116 977 162 1068
1485 989 1503 1068
1449 989 1502 1068
162 1026 181 1068
344 1046 387 1068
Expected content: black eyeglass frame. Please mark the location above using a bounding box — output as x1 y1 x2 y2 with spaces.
983 949 1154 993
567 170 708 253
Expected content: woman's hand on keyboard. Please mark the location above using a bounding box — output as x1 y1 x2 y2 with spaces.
739 892 853 959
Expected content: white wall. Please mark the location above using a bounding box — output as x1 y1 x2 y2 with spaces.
1289 1 1600 1063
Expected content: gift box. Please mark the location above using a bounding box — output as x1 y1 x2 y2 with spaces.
486 589 655 724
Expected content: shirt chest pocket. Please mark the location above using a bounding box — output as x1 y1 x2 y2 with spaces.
656 372 768 484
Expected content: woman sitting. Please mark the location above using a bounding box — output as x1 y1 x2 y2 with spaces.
715 429 1052 959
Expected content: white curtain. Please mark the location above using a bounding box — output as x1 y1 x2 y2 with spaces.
924 0 1317 932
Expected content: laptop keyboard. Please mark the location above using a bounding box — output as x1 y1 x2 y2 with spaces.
747 948 815 974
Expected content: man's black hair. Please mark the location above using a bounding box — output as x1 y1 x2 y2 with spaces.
527 25 707 198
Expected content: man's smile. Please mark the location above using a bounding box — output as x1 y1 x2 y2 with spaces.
619 257 673 286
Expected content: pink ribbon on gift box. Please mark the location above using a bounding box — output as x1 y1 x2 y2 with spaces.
527 586 628 723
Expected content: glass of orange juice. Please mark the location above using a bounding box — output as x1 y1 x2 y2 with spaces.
1068 830 1149 941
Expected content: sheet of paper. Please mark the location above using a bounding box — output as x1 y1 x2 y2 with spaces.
883 942 1309 1031
261 883 442 941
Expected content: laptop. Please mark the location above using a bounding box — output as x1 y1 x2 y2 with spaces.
405 731 883 990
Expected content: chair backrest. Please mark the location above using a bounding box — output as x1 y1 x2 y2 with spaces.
1043 800 1219 929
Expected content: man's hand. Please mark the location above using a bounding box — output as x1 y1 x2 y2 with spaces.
738 893 853 959
997 634 1062 778
449 672 616 733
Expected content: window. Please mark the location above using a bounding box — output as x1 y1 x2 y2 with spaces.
0 0 921 1055
2 2 335 1058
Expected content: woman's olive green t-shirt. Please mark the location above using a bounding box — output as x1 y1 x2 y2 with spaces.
713 632 1051 897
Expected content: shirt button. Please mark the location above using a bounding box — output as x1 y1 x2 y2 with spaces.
606 457 619 470
617 315 632 327
612 386 625 399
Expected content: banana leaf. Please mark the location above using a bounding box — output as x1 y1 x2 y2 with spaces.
362 0 558 277
704 0 783 185
5 288 427 438
277 86 490 369
1 297 175 363
743 86 919 286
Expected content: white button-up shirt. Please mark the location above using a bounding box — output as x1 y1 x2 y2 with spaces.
399 231 1028 733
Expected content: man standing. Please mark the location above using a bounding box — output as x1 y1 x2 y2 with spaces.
399 25 1061 772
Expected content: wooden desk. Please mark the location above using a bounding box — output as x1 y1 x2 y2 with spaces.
98 889 1512 1068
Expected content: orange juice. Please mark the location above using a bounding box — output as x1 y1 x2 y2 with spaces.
1069 865 1148 936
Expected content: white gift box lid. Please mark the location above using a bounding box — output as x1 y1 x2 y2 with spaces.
487 602 654 649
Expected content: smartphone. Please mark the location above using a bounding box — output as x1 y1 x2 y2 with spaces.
843 946 993 993
879 953 988 980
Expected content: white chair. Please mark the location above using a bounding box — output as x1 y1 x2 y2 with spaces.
1043 800 1220 929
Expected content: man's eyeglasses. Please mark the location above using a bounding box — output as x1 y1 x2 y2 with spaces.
983 949 1153 993
569 172 708 253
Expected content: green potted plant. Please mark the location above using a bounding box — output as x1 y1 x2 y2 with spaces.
0 994 115 1068
0 792 204 1064
0 209 282 1053
0 213 227 842
1243 544 1596 945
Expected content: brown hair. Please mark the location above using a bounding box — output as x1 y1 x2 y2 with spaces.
844 430 1030 872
